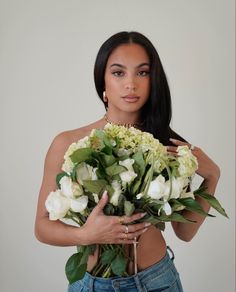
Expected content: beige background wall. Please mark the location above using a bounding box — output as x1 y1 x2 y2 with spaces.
0 0 235 291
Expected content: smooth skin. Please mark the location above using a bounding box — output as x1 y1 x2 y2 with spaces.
35 43 220 272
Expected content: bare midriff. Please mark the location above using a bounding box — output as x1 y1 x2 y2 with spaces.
87 225 167 275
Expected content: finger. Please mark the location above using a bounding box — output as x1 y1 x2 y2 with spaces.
93 190 108 214
128 227 149 238
122 222 151 233
122 212 146 224
167 152 178 157
167 146 177 152
116 239 138 244
169 138 190 147
119 228 148 241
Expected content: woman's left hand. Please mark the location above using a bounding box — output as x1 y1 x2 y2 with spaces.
167 138 220 183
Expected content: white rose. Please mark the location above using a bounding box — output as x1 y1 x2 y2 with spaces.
119 158 135 171
147 175 168 200
45 190 70 220
110 180 122 206
119 159 137 184
60 176 83 198
70 195 88 213
120 170 137 184
76 163 97 185
168 177 186 199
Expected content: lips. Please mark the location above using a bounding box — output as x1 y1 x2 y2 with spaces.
122 95 139 102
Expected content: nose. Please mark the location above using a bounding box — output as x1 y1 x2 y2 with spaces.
125 78 136 91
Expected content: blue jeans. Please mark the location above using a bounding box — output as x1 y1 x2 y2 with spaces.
67 247 183 292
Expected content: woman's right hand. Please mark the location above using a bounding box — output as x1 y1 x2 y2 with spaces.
80 191 151 245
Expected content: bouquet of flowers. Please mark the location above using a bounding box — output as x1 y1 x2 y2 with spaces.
45 123 227 284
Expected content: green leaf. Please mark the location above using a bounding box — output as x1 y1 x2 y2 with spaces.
70 148 93 164
92 152 116 167
155 222 166 231
101 144 113 155
111 254 127 276
101 249 117 265
124 200 135 216
104 203 115 215
80 245 93 265
65 253 84 284
132 151 146 177
83 179 107 194
168 212 196 223
179 198 215 217
194 191 228 218
131 178 142 195
106 184 115 197
106 164 127 176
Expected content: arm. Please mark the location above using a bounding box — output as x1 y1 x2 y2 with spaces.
168 138 221 242
34 132 148 247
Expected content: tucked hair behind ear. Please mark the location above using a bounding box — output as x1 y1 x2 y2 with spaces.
94 31 187 146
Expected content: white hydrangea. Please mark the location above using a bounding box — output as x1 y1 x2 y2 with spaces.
177 146 198 177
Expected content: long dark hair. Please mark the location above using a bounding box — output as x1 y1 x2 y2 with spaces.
94 31 186 145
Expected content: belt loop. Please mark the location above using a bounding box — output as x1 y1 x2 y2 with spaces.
167 246 175 261
89 275 94 292
134 274 144 292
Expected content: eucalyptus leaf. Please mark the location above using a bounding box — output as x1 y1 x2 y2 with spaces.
132 151 146 177
92 152 116 167
106 164 127 176
83 179 107 194
124 200 135 216
70 148 93 164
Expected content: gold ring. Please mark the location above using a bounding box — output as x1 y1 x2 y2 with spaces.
125 225 129 234
124 233 128 239
118 216 125 224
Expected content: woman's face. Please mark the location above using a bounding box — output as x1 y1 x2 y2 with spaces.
104 43 150 115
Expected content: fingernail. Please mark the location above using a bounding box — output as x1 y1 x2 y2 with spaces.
140 212 147 218
102 190 107 199
145 222 151 227
142 228 148 233
133 241 139 244
169 138 175 141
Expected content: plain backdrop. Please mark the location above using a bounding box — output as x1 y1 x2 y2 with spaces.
0 0 235 291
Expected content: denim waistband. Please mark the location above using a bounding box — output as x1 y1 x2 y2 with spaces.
80 246 175 291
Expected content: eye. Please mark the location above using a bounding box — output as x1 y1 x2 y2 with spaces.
138 70 150 76
112 71 124 77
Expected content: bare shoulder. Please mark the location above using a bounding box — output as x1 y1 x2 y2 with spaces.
47 119 105 164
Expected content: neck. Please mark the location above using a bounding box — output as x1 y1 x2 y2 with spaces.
104 113 144 128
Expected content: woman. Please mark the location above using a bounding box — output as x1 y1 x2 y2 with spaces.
35 31 220 291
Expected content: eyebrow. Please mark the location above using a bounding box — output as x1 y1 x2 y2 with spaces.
109 62 150 69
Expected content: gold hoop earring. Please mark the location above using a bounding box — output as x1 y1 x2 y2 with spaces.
103 91 108 102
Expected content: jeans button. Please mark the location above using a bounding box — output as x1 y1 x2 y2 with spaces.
113 281 120 288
